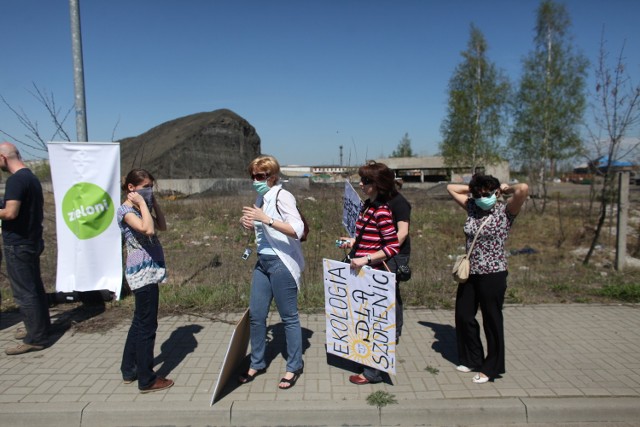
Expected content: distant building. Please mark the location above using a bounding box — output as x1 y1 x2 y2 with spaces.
280 165 313 177
281 165 356 180
282 156 510 184
311 165 355 175
375 156 510 184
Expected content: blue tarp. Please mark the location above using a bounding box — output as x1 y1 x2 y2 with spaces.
592 156 634 168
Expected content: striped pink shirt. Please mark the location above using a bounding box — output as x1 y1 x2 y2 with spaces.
354 202 400 265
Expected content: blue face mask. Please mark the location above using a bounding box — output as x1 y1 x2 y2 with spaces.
475 192 497 211
252 180 270 195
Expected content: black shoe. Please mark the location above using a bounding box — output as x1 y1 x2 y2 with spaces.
238 368 266 384
278 368 303 390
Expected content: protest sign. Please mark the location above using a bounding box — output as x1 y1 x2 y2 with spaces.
48 142 123 299
211 309 250 405
323 258 396 375
342 180 362 238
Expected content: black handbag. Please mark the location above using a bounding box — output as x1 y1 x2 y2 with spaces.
396 264 412 282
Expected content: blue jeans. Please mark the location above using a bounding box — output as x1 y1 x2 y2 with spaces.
4 240 50 346
121 283 159 389
249 254 303 373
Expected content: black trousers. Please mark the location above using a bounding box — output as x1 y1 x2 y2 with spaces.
455 271 507 378
386 253 409 338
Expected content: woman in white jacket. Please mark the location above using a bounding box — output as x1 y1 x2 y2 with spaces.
239 155 305 390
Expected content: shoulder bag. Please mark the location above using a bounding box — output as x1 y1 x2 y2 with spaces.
452 215 491 284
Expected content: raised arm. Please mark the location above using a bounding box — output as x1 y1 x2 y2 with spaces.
124 192 155 236
447 184 469 210
502 183 529 216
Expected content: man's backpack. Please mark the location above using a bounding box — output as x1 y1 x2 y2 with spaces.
275 189 310 242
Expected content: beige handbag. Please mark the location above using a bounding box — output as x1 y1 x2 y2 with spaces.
452 216 491 283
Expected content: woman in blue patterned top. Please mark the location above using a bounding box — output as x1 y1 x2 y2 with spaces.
447 174 528 384
118 169 174 393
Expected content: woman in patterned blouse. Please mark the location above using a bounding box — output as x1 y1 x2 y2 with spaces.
338 161 400 385
447 174 529 384
118 169 174 393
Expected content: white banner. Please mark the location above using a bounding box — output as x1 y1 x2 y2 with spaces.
323 258 396 375
342 181 362 238
48 142 122 299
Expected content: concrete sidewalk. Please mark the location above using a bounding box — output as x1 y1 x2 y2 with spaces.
1 304 639 426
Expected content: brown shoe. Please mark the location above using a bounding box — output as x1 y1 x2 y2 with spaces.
14 328 27 340
139 377 174 394
5 343 44 355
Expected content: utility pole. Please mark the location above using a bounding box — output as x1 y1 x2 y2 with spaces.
69 0 88 142
615 171 629 271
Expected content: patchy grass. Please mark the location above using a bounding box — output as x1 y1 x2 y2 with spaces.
594 283 640 302
425 365 440 375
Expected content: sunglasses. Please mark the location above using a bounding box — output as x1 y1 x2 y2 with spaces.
251 172 270 182
360 177 373 185
472 190 497 199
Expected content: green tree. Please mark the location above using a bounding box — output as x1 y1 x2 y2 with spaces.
439 24 510 173
391 132 414 157
510 0 588 213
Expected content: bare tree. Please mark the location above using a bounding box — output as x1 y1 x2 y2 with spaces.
583 33 640 265
0 83 73 158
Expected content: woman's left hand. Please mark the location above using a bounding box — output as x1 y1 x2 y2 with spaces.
350 256 368 270
242 205 269 224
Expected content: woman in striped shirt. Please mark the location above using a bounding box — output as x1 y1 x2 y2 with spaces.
338 161 400 385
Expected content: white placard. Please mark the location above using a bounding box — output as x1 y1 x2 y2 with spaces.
211 309 250 405
323 258 396 374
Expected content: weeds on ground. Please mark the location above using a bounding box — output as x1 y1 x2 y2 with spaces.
2 185 640 323
425 365 439 375
594 283 640 302
367 390 398 422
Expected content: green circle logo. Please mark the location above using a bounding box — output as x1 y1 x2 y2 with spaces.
62 182 115 240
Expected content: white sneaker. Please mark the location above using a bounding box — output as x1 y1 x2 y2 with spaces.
456 365 472 373
472 374 490 384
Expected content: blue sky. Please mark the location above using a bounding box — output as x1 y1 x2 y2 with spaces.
1 0 639 166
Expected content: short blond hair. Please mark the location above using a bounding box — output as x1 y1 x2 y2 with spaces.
247 155 280 178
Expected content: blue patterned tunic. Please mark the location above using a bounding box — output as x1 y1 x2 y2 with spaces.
117 204 167 290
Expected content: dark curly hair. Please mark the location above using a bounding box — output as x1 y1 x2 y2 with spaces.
468 174 500 198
